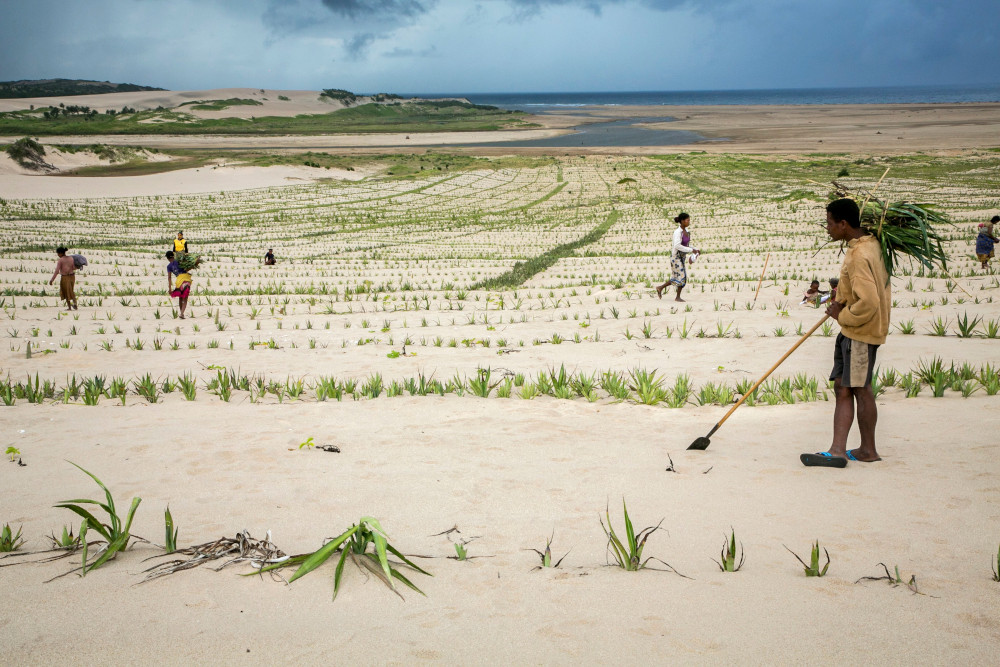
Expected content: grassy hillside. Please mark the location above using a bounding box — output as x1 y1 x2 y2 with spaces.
0 78 165 98
0 101 531 135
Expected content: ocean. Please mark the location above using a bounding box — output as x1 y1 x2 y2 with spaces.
410 84 1000 111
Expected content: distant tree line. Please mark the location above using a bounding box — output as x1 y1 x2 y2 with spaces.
0 78 165 99
320 89 358 105
41 103 137 119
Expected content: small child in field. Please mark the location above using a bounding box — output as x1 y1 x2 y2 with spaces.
801 279 827 306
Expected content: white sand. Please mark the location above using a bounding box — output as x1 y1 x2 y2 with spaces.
0 119 998 663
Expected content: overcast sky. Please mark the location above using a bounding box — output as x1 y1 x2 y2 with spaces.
2 0 998 93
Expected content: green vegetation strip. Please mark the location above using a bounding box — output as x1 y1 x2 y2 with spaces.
0 101 531 136
501 181 567 213
472 210 621 290
3 358 996 406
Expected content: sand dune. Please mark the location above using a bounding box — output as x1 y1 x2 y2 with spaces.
1 123 998 664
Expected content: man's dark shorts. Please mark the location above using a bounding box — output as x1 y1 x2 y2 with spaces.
830 332 879 388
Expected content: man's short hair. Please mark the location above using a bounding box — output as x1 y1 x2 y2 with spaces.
830 277 839 286
827 198 861 228
56 246 67 255
992 215 1000 223
165 251 175 259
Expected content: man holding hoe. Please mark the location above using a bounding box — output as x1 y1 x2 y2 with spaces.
801 198 890 468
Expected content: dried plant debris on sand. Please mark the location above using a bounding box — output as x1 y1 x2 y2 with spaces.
140 530 288 583
855 562 931 596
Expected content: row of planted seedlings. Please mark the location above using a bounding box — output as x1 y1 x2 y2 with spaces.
3 163 996 298
3 470 998 600
7 308 1000 359
3 358 999 407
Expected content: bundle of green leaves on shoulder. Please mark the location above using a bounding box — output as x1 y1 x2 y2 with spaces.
176 252 203 272
831 180 952 277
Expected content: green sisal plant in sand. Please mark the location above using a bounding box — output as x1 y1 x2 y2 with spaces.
785 541 830 577
0 523 24 552
55 462 141 575
258 517 430 601
164 507 179 554
600 499 685 576
529 533 569 570
714 529 745 572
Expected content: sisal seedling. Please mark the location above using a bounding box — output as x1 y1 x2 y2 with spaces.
256 517 430 601
714 529 745 572
529 533 568 570
164 507 179 554
0 524 24 552
55 462 141 575
784 541 830 577
955 312 982 338
600 499 685 576
49 525 81 550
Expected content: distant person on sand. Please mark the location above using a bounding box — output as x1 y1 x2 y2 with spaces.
800 279 827 305
655 212 699 302
49 247 78 310
165 251 192 319
173 231 189 254
264 248 276 265
819 277 839 304
801 199 890 468
976 216 998 269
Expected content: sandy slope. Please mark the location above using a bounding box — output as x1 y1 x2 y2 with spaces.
0 160 365 198
0 88 353 117
1 109 999 663
1 397 998 664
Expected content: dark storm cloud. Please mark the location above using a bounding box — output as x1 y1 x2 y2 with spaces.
502 0 726 17
320 0 434 18
0 0 997 92
345 32 378 59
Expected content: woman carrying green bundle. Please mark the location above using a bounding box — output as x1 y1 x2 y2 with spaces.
165 250 192 319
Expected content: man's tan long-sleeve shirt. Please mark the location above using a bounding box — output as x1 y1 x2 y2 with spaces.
836 234 891 345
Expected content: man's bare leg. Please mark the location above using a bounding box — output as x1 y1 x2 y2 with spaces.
849 385 881 461
655 282 666 299
674 285 685 302
179 297 188 319
828 379 853 458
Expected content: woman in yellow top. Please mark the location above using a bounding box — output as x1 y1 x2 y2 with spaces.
165 251 192 319
173 231 188 254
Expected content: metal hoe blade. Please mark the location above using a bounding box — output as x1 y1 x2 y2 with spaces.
688 436 711 451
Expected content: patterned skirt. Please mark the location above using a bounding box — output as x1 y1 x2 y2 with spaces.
669 253 688 287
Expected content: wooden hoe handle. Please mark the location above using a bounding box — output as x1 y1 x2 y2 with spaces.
706 314 830 438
